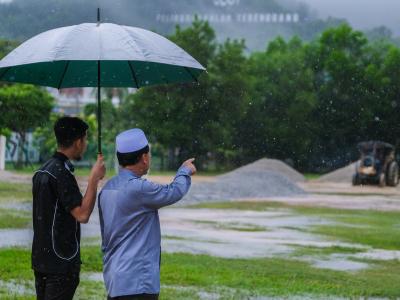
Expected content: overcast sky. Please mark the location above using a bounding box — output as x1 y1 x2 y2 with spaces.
299 0 400 35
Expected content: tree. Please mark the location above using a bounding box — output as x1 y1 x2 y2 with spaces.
0 39 18 59
119 20 252 170
119 19 219 169
83 99 119 167
241 36 316 169
0 84 54 167
304 24 373 169
0 39 19 89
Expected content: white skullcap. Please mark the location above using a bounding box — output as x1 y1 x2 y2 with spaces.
116 128 148 153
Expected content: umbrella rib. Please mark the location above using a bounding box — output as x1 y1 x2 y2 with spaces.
57 61 70 90
184 67 198 83
0 67 10 80
128 61 140 88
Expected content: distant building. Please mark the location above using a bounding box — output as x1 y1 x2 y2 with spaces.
47 87 126 116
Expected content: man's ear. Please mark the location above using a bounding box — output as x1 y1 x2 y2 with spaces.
73 138 81 148
73 137 84 150
142 153 149 164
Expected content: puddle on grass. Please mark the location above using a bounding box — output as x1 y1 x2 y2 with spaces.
0 228 32 247
1 206 399 273
309 254 369 271
0 279 35 296
0 202 32 211
352 249 400 261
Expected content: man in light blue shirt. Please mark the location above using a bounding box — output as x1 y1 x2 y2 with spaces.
98 128 196 300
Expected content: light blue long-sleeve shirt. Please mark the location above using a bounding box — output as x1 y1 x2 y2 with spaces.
98 166 191 297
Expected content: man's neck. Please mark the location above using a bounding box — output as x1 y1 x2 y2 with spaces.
57 148 74 161
124 165 145 177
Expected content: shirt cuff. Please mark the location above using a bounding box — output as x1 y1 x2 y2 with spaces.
177 165 192 176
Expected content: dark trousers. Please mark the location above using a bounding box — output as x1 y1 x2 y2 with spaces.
34 271 79 300
108 294 159 300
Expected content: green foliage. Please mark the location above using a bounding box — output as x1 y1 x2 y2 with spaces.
0 84 54 167
33 113 61 162
0 84 54 133
0 39 18 59
3 20 400 172
83 98 118 167
243 36 316 168
113 21 400 172
120 20 251 169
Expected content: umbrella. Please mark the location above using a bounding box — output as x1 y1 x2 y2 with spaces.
0 9 205 153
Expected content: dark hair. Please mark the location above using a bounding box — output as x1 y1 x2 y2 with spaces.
54 116 89 148
117 145 150 167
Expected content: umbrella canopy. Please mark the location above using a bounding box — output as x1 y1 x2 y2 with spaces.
0 22 205 88
0 20 205 153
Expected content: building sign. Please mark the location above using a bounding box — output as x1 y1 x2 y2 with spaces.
157 0 300 24
213 0 240 7
156 13 300 24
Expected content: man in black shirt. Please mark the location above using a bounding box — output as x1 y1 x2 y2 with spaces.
32 116 106 300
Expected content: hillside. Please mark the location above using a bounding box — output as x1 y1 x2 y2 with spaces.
0 0 344 50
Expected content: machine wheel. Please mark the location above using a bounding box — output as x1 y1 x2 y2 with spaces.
352 173 361 186
379 173 386 187
386 161 399 187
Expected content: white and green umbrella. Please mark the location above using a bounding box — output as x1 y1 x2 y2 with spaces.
0 11 205 153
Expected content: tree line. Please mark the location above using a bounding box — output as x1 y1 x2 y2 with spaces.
118 20 400 172
1 20 400 172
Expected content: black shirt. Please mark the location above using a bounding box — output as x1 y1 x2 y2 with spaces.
32 152 83 274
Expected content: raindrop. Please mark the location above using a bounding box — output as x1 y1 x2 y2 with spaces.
374 116 380 121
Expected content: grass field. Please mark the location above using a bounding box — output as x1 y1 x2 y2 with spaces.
0 181 399 299
0 246 399 299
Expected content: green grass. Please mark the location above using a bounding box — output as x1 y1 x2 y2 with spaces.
1 246 400 298
292 206 400 250
0 208 31 229
304 173 322 180
0 182 31 204
5 162 40 174
290 245 366 257
189 201 285 211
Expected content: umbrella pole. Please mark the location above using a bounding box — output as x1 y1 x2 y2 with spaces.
97 60 102 154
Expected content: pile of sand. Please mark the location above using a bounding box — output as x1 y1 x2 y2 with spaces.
182 158 306 204
317 162 357 183
224 158 305 182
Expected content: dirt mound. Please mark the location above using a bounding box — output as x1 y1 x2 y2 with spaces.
317 162 357 183
183 160 306 204
224 158 305 182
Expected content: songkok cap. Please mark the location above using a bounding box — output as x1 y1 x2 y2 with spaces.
116 128 148 153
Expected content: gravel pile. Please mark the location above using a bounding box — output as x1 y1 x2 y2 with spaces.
317 162 357 183
228 158 305 182
182 159 306 204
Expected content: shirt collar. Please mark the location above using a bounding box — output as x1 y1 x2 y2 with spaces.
119 168 140 178
53 152 75 173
